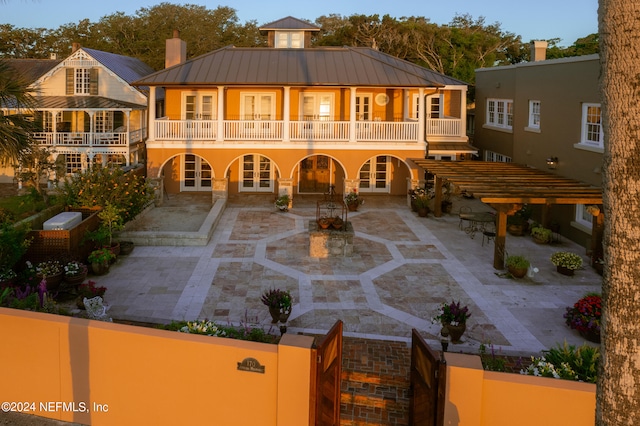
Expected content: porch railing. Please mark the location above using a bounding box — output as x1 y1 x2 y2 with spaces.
33 132 134 147
152 118 462 142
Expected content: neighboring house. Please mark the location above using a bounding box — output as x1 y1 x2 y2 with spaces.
473 42 603 246
133 17 475 201
0 45 154 183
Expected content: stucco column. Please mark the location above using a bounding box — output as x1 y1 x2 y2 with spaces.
344 179 359 197
283 86 290 141
277 178 293 208
349 87 357 142
212 177 228 201
148 86 156 141
418 88 425 144
217 86 224 141
460 85 467 139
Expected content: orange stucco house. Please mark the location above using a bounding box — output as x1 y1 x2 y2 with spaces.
134 17 475 203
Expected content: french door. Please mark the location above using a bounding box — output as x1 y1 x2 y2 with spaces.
240 154 273 192
183 92 215 120
181 154 212 191
359 156 389 193
299 155 331 193
355 94 372 121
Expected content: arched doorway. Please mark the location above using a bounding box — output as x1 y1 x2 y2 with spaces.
298 155 331 193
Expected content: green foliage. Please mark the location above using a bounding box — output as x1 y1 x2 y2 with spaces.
479 342 506 372
530 225 552 243
163 320 278 343
0 222 31 271
505 255 530 269
59 166 153 224
88 248 116 264
521 341 599 383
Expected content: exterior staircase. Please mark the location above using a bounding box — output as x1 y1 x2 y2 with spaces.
340 337 411 426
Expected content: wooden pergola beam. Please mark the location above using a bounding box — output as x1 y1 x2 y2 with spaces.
409 159 604 269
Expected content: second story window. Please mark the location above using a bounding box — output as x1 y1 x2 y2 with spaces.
66 68 98 95
486 98 513 130
528 100 540 129
580 103 604 148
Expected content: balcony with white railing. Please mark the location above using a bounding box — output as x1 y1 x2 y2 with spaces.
152 118 463 143
33 130 144 147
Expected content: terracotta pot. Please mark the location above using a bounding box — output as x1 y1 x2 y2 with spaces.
417 207 429 217
579 329 601 344
119 241 134 255
64 271 87 286
268 306 280 323
444 322 466 344
317 219 331 229
91 261 110 276
508 266 528 279
347 203 359 212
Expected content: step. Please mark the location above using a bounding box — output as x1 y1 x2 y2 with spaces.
340 370 410 426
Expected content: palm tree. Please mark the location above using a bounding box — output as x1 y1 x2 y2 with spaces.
0 59 36 165
597 0 640 424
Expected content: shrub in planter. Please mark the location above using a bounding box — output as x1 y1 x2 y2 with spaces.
530 225 552 244
505 255 530 278
564 293 601 343
274 194 290 211
550 251 583 270
521 341 599 383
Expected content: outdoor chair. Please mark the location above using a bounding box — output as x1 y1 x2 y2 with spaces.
482 223 497 246
458 206 472 230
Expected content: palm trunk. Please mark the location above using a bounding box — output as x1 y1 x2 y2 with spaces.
597 1 640 424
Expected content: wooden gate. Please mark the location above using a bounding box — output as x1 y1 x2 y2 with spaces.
310 320 343 426
409 329 446 426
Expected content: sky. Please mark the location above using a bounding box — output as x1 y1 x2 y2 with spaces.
1 0 598 47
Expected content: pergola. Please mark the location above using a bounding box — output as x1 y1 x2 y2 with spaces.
409 159 604 269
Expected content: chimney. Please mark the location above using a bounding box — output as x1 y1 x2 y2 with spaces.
165 30 186 68
72 42 81 53
531 40 548 62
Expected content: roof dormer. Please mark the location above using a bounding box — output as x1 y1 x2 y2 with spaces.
259 16 320 48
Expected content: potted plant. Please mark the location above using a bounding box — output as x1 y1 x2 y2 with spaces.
97 202 125 256
507 204 532 236
76 280 107 309
35 259 64 290
412 188 432 217
505 255 530 278
564 293 601 343
440 181 454 213
551 251 583 276
317 216 331 229
88 248 116 275
344 190 364 212
261 288 293 324
0 268 17 288
432 300 471 343
63 260 88 286
530 225 553 244
332 216 344 230
274 194 291 211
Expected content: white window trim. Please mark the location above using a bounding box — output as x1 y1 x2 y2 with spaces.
525 100 540 132
578 103 604 149
240 92 276 120
182 92 217 120
485 98 513 131
571 204 593 233
299 92 335 120
275 31 304 48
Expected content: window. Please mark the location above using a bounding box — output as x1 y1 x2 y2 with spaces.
574 204 593 230
484 150 512 163
580 103 604 148
65 153 83 174
486 99 513 130
301 93 333 120
65 68 98 95
183 92 216 120
275 31 303 48
528 100 540 129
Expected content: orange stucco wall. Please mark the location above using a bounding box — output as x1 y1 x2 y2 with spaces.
444 352 596 426
0 308 313 426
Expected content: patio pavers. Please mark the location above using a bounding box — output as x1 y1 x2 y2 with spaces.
100 195 602 356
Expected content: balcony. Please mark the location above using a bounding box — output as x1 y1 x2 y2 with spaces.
33 129 146 147
152 118 464 143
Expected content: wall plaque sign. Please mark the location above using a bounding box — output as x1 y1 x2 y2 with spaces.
237 357 265 374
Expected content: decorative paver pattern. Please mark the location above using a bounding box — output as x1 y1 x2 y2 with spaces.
101 195 602 356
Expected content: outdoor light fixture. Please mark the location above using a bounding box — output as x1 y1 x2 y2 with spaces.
546 156 559 169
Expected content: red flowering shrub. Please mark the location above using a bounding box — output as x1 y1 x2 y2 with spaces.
564 294 601 334
77 281 107 299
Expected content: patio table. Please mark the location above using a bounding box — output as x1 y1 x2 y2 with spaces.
459 211 495 239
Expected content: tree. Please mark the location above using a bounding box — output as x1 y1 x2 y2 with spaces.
0 60 36 165
597 0 640 424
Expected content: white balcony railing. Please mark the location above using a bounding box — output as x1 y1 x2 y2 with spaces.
289 121 349 141
33 132 133 147
152 118 462 142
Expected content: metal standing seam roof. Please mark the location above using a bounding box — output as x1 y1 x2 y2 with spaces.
259 16 320 31
82 48 155 94
32 96 146 110
2 59 61 85
132 46 469 88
